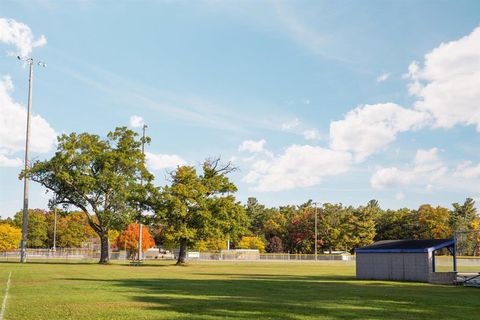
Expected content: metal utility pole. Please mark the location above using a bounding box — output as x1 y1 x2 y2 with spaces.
137 124 147 263
53 208 57 253
18 56 46 263
314 202 318 261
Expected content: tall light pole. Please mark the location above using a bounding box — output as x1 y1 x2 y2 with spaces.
18 56 46 263
314 202 318 261
137 124 147 263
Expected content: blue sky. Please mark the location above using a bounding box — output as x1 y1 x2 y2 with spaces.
1 0 480 217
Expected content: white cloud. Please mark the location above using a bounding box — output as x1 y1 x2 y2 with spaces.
243 144 352 192
325 26 480 165
371 149 480 194
453 161 480 179
414 148 445 174
145 151 186 170
238 139 266 153
370 148 447 190
241 155 257 163
129 115 144 128
0 154 22 167
0 19 54 168
241 26 480 194
281 117 300 131
408 26 480 130
32 34 47 48
0 75 57 157
303 129 321 141
370 167 414 189
0 18 47 57
376 72 390 83
329 103 430 162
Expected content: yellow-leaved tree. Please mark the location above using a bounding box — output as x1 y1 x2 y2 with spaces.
237 236 266 252
197 238 227 251
0 224 21 251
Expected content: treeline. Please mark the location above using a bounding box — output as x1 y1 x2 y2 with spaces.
0 211 155 258
0 209 97 248
2 197 479 256
242 198 480 254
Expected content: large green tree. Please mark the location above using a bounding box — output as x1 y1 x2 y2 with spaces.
24 127 155 263
156 159 247 264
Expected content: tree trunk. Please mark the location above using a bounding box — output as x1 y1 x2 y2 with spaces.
99 231 110 264
84 214 109 264
177 238 187 265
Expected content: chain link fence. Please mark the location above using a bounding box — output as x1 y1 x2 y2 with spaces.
2 248 477 265
193 250 355 262
0 248 123 262
0 248 354 262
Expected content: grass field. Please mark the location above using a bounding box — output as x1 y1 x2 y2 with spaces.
0 261 479 319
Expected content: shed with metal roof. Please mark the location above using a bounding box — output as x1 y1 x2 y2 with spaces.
355 239 456 283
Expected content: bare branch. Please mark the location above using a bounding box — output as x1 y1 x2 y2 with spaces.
205 156 238 175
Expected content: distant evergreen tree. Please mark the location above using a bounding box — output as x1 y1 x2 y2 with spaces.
450 198 478 232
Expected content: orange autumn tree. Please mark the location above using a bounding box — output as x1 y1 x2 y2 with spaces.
116 223 155 258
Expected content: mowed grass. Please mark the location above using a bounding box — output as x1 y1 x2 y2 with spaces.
0 260 479 320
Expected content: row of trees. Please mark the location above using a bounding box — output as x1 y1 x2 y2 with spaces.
0 213 158 258
5 127 479 264
243 198 480 254
0 209 96 248
3 197 477 256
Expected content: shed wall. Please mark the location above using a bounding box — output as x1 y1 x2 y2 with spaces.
356 252 431 282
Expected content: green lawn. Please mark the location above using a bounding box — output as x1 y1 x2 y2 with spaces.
0 260 479 319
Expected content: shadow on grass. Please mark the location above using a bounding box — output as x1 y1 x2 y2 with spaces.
63 273 480 319
0 260 181 267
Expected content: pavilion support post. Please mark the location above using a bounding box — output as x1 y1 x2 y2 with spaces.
452 233 457 272
432 250 436 272
453 244 457 272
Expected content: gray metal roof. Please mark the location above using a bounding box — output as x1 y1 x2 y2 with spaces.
355 239 455 253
